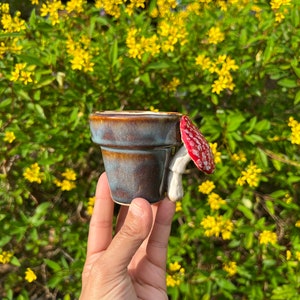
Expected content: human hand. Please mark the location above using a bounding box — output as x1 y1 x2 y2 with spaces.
80 173 175 300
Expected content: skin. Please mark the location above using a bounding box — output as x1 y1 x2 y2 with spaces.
80 173 176 300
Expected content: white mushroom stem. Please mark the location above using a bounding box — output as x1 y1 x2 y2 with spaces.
167 145 191 202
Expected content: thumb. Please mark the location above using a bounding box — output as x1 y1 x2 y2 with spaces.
104 198 153 272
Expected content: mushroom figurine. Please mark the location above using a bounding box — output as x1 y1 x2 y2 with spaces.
167 115 215 202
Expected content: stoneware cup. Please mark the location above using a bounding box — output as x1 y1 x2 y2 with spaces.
89 111 182 205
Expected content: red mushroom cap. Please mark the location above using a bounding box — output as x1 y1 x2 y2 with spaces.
180 115 215 174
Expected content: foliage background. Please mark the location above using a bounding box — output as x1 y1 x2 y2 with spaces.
0 0 300 299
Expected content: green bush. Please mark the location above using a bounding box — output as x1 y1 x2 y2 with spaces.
0 0 299 299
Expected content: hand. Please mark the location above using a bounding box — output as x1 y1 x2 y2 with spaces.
80 172 175 300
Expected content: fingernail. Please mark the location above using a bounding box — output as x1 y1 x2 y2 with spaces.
130 199 144 217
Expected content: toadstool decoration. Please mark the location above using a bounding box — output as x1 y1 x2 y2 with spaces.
167 115 215 202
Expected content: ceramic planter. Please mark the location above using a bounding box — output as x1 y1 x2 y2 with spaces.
89 111 182 205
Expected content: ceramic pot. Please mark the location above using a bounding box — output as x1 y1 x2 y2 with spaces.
89 111 182 205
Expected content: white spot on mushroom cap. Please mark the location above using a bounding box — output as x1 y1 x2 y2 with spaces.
180 115 215 174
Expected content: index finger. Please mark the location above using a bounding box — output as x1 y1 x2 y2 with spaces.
86 172 114 257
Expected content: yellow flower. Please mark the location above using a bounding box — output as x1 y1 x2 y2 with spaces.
23 163 44 184
66 0 86 14
149 106 159 112
169 261 182 272
211 74 235 94
236 162 262 187
0 3 10 14
54 168 76 191
125 0 146 15
286 250 291 260
270 0 291 10
166 274 180 287
207 192 226 210
40 0 65 25
20 70 33 85
25 268 37 283
201 215 234 240
0 251 13 264
62 168 76 181
157 0 177 17
198 180 215 194
3 131 16 143
87 196 95 216
165 77 180 92
126 27 161 59
195 54 212 70
0 10 26 33
223 261 237 276
166 261 185 287
10 63 34 85
231 151 247 162
175 201 182 212
209 143 222 164
296 251 300 261
288 117 300 145
259 230 277 245
275 12 285 23
158 12 188 53
284 193 293 204
95 0 122 18
61 180 76 191
30 0 39 4
295 220 300 228
207 26 225 44
68 45 95 73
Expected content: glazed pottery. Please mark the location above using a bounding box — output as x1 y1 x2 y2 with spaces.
89 111 182 205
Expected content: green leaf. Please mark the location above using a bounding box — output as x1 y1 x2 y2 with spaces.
146 61 170 70
140 72 151 87
277 78 298 88
29 7 36 26
257 148 268 168
272 159 282 171
294 90 300 104
292 65 300 79
226 112 245 132
271 285 299 299
237 204 255 222
70 107 79 122
29 202 51 226
291 5 300 27
63 294 71 300
244 134 264 144
254 119 270 131
109 39 118 66
0 98 12 108
0 235 11 247
35 76 55 88
270 190 287 199
216 278 236 291
34 104 46 119
0 32 24 38
244 232 254 249
246 116 257 134
47 275 63 288
263 38 274 63
18 54 44 67
265 200 275 215
10 256 21 267
44 258 61 272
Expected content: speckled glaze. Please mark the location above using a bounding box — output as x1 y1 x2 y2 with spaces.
89 111 182 204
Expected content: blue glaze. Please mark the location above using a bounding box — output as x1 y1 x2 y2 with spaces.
89 111 182 204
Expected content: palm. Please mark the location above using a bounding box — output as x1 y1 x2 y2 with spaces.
80 173 175 300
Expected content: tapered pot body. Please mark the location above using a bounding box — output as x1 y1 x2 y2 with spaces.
89 111 181 205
